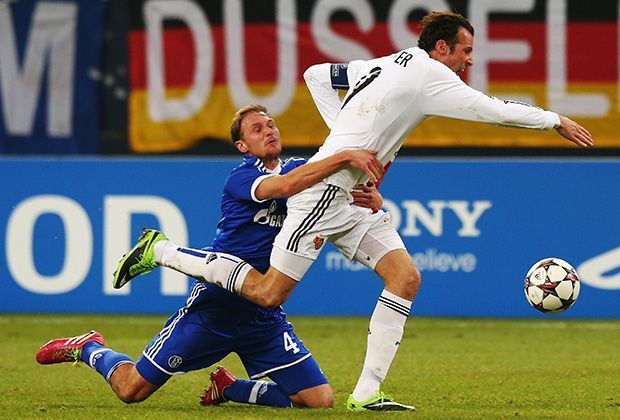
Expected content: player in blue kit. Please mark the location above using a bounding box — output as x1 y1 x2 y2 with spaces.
36 104 384 408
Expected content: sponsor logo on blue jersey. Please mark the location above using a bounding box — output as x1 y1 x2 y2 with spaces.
253 201 286 227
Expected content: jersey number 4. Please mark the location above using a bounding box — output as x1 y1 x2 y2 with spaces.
283 331 300 354
341 66 382 109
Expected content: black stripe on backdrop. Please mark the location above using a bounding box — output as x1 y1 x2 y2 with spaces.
124 0 618 30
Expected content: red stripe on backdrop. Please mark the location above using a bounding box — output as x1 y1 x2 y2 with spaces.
129 27 223 89
487 22 546 81
567 22 617 82
128 22 617 89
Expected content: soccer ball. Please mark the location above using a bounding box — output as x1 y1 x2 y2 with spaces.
524 258 580 313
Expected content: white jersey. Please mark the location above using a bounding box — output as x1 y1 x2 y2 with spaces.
303 47 560 192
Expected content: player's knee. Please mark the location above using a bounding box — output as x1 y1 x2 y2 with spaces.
295 386 334 408
115 383 152 404
110 365 156 404
314 391 334 408
253 282 288 308
399 266 421 299
256 294 285 309
116 388 145 404
304 394 334 408
412 266 422 289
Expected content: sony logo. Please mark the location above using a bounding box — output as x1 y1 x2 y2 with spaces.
383 199 492 237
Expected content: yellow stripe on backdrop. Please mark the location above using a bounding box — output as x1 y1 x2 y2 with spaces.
130 83 620 153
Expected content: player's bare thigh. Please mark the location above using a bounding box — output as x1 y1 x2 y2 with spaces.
289 383 334 408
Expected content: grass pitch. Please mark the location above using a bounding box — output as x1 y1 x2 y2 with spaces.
1 314 619 419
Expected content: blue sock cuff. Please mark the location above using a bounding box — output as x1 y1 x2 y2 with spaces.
225 379 292 407
80 341 104 363
81 342 133 382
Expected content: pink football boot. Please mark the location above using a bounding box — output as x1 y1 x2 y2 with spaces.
36 330 105 365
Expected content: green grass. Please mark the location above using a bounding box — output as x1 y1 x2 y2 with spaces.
1 315 619 419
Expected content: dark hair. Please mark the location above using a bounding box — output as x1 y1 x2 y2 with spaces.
418 11 474 53
230 104 270 143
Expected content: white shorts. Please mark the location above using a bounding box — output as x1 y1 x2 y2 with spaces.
271 182 406 280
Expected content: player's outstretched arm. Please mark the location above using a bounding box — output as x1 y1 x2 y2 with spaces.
422 64 595 146
255 150 384 200
555 115 594 148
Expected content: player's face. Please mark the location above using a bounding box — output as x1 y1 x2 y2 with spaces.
443 27 474 73
237 112 282 161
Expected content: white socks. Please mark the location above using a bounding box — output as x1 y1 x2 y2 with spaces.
153 241 252 294
352 289 412 401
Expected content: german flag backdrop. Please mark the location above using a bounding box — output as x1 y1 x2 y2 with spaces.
128 0 620 153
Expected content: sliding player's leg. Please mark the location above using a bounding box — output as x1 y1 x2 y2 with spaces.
111 227 299 309
111 228 253 291
158 240 299 308
36 330 159 403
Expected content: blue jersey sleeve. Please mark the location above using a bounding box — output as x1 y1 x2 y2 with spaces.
225 157 306 202
224 167 270 202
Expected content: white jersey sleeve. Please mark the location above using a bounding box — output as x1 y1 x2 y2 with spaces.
303 61 366 128
303 63 340 128
421 63 560 130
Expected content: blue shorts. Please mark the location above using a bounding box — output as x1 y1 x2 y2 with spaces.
135 283 327 395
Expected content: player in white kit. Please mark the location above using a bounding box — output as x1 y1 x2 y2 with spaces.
120 12 594 412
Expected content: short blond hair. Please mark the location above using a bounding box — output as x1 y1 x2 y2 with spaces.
230 104 270 143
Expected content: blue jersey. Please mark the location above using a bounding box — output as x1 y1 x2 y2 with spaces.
210 155 306 271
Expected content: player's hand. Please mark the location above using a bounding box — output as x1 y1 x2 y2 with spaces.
351 182 383 213
556 115 594 147
344 150 385 184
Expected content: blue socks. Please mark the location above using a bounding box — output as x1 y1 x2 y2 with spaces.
81 342 133 382
224 379 292 407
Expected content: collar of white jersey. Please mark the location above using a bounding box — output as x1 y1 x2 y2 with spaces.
243 155 283 174
411 46 429 58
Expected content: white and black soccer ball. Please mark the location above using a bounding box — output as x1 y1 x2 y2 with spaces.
524 258 580 313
